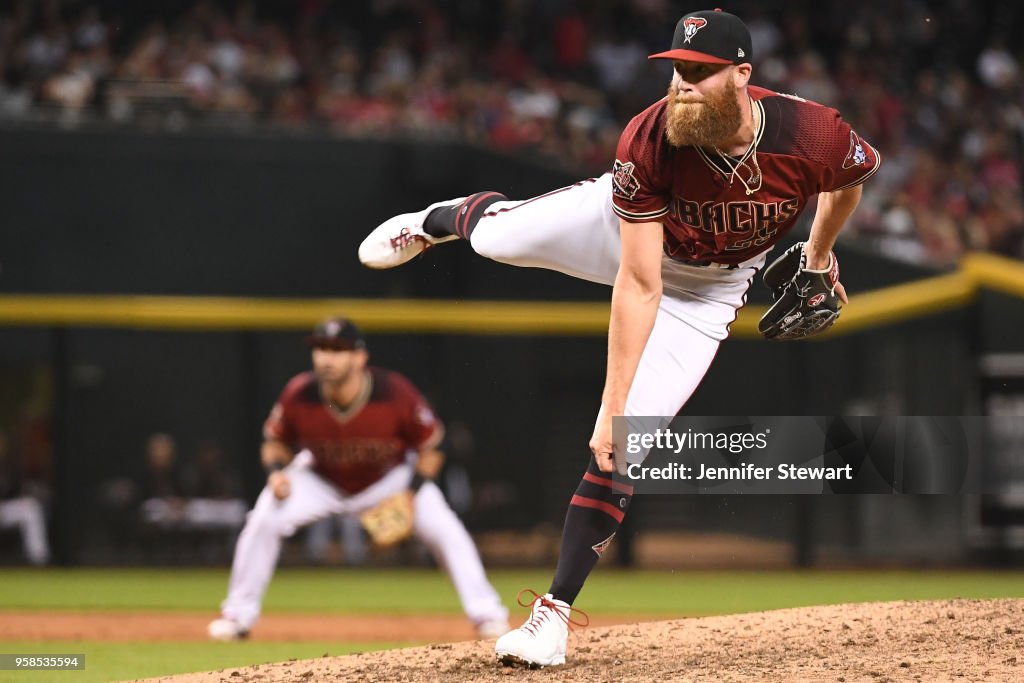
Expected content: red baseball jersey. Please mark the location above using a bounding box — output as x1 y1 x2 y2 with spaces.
264 367 442 494
611 85 881 264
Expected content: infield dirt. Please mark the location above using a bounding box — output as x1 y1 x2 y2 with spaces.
134 598 1023 682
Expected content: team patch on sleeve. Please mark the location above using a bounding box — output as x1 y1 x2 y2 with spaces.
414 404 435 428
612 159 640 200
842 130 868 169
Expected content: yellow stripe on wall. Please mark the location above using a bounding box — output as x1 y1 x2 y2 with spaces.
0 295 611 335
961 252 1024 298
0 253 1018 338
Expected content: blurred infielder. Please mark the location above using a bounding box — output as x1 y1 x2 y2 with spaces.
359 8 880 668
208 317 509 641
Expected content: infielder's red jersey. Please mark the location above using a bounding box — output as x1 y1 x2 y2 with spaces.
264 367 442 494
611 85 881 264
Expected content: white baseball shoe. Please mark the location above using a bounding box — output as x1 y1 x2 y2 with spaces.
495 593 571 668
207 617 249 642
358 197 466 269
477 618 511 640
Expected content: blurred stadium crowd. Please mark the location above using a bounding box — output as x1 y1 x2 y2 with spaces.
0 0 1022 265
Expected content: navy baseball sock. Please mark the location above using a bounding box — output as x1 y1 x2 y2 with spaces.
423 192 506 240
548 458 633 605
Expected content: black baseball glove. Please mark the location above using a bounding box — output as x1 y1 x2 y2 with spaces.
758 242 842 340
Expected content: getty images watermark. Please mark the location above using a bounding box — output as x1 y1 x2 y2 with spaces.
611 416 1020 494
623 426 852 483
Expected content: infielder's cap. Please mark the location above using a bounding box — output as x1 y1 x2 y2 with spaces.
648 8 752 65
306 316 367 351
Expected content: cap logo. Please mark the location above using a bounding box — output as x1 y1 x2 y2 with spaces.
682 17 708 43
326 320 342 337
738 48 745 58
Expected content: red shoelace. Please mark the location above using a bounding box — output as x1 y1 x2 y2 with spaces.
515 588 590 637
389 227 429 251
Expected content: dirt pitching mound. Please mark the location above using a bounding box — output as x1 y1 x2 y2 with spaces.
138 599 1023 682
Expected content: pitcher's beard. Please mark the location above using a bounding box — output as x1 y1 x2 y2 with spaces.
665 82 743 148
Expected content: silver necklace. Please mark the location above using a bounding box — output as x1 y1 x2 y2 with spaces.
713 97 762 195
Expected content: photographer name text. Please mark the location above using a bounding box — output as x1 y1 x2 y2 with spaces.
625 462 854 481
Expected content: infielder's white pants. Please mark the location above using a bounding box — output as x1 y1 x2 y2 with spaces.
470 173 766 417
0 496 50 565
220 451 507 630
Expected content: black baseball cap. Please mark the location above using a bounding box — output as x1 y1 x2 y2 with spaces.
306 316 367 351
649 8 752 65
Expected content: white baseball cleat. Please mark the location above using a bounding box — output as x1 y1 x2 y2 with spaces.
207 617 249 642
477 618 511 640
495 593 571 668
358 197 466 269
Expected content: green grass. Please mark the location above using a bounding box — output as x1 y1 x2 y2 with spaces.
0 567 1021 682
0 640 405 683
0 567 1022 615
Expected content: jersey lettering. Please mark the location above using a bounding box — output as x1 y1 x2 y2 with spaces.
726 201 753 234
751 201 778 230
778 198 800 222
676 199 702 228
701 201 728 235
311 438 404 467
671 196 799 246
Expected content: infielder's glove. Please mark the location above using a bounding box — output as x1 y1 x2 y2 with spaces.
359 491 414 547
758 242 842 340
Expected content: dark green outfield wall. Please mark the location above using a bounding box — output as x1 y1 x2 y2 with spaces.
0 127 1003 564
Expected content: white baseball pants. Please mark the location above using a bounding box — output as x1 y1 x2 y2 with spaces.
469 173 766 417
0 496 50 565
220 450 507 630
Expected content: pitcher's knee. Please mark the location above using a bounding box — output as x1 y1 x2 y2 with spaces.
413 513 459 548
243 504 287 539
470 227 542 265
4 497 43 523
